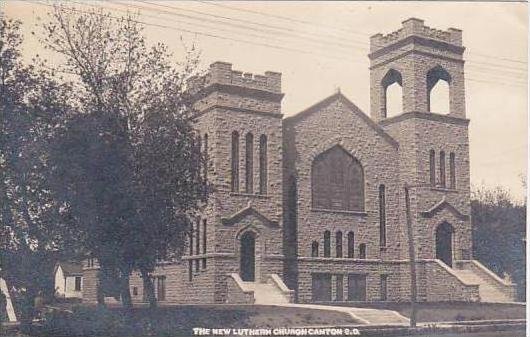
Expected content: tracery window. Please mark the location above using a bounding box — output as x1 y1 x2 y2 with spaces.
312 146 364 211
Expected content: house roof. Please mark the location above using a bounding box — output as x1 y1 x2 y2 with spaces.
284 92 399 149
55 262 83 277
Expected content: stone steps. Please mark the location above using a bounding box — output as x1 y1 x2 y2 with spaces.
242 281 290 304
348 308 409 324
453 268 512 303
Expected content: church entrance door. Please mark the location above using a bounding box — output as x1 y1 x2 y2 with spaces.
240 232 256 281
435 222 454 267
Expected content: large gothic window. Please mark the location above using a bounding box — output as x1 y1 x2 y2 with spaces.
311 146 364 211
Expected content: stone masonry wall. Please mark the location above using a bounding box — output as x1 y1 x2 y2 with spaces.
284 94 402 262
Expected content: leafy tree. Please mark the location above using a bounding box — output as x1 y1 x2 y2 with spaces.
471 185 526 301
0 18 77 325
41 5 207 308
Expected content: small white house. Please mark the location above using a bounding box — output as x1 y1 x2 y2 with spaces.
54 262 83 299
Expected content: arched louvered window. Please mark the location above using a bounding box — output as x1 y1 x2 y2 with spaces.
259 135 268 194
311 241 319 257
336 231 343 258
231 131 239 192
429 150 436 186
449 152 456 189
379 185 386 247
440 151 446 187
312 145 364 211
347 232 355 258
245 133 254 193
323 231 331 257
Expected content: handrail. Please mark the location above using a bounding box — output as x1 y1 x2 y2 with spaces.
431 259 479 287
470 260 515 287
268 274 294 301
228 273 254 293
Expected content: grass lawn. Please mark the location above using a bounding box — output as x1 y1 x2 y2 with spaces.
323 302 526 322
156 304 358 328
33 304 359 336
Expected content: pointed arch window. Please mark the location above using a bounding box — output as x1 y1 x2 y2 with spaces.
347 232 355 258
245 133 254 193
429 150 436 186
379 185 387 247
359 243 366 259
449 152 456 189
259 134 268 195
323 231 331 258
195 218 200 258
312 146 364 211
231 131 239 192
427 66 451 114
203 133 208 182
311 241 319 257
381 69 403 118
336 231 343 258
439 151 446 187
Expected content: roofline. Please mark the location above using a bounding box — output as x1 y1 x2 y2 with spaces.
284 92 399 149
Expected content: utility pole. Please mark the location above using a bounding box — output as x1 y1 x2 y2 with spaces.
404 185 417 328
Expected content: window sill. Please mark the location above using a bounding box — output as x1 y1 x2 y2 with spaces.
430 187 458 193
229 192 270 199
311 208 367 216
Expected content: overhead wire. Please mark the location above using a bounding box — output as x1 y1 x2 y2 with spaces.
28 0 527 88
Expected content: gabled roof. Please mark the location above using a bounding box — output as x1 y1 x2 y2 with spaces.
55 262 83 277
420 198 469 221
221 205 279 228
284 92 398 149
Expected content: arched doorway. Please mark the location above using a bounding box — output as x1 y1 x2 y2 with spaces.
240 232 256 281
435 222 454 267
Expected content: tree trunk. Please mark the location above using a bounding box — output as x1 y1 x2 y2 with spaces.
96 278 106 307
140 269 157 309
19 288 37 333
120 274 133 308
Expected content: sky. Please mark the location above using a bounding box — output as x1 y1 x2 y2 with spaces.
2 1 528 201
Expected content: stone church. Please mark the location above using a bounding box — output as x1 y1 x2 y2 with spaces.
82 18 516 304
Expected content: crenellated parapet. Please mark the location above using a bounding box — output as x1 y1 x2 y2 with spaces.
370 18 462 53
192 61 282 94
